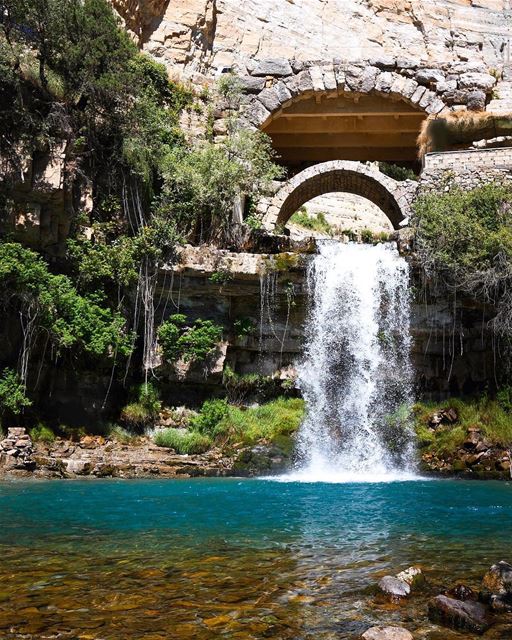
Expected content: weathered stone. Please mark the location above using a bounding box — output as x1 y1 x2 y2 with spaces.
308 65 325 92
436 79 457 93
459 72 496 91
296 69 314 93
361 627 413 640
416 68 445 85
346 65 379 93
274 80 292 104
251 59 293 77
239 76 266 93
377 576 411 601
410 85 427 105
257 87 281 112
371 56 396 70
428 595 490 635
466 89 486 111
322 65 337 91
246 100 270 126
375 71 394 93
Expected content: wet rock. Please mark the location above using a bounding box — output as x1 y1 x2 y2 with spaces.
377 576 411 601
445 583 477 601
428 594 491 634
396 566 424 588
481 561 512 611
361 626 413 640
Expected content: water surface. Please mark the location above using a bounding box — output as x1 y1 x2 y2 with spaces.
0 478 511 639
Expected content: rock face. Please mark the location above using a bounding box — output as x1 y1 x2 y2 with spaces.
361 627 413 640
428 594 491 635
124 1 509 81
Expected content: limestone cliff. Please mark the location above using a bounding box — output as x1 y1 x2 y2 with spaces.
116 0 510 80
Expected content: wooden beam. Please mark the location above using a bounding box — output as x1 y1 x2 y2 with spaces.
265 115 424 134
269 94 422 118
270 132 419 148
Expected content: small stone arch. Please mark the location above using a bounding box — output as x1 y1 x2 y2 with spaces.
259 161 418 231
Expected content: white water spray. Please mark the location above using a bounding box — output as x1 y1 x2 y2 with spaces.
286 241 416 483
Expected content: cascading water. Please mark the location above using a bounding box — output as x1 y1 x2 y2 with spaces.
287 241 416 482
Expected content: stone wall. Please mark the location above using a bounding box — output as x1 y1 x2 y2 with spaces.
421 147 512 191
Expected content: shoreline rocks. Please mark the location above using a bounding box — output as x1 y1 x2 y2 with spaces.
0 428 35 471
362 627 413 640
428 594 491 635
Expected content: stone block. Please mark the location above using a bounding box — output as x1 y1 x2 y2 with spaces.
322 65 337 91
239 76 266 93
274 80 292 103
257 87 281 112
410 85 426 105
416 68 445 85
251 59 293 77
459 72 496 91
246 99 271 126
375 71 394 93
308 65 325 92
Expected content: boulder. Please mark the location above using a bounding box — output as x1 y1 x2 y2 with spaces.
481 561 512 611
377 576 411 601
458 72 496 91
428 595 490 634
362 627 413 640
416 68 445 85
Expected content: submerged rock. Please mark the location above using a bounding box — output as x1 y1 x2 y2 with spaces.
480 560 512 612
377 576 411 601
428 594 490 634
361 626 413 640
445 583 477 601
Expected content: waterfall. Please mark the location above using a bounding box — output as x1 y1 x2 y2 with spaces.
287 241 416 483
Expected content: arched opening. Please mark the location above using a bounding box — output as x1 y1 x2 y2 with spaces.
262 91 426 171
263 162 409 232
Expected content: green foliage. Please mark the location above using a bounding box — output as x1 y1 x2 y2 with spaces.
214 397 305 445
413 183 512 337
0 242 132 359
120 382 161 428
289 209 332 235
0 368 31 416
209 269 233 286
222 366 295 404
413 396 512 455
233 318 255 337
158 315 223 364
360 228 373 243
158 129 283 242
217 73 243 108
29 424 56 443
153 428 211 454
189 399 230 435
378 162 418 181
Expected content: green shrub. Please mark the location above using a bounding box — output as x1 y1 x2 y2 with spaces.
233 318 255 337
120 382 161 428
289 209 332 235
190 399 230 435
0 368 31 416
360 228 373 243
209 269 233 286
29 424 56 444
378 162 418 181
154 428 211 453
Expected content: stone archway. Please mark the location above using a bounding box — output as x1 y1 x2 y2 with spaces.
259 161 417 231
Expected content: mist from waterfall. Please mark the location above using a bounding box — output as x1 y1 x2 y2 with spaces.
286 241 417 483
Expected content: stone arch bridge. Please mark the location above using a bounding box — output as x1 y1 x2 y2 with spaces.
258 161 418 231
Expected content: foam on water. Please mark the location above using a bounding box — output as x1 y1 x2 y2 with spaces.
285 241 417 483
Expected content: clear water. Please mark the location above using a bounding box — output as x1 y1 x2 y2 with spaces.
292 242 415 482
1 478 511 639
